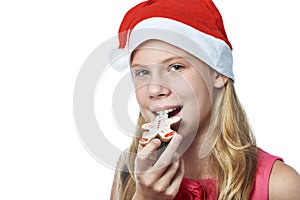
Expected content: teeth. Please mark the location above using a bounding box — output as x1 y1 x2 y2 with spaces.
156 107 177 115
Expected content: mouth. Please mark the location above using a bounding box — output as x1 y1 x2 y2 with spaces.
153 106 182 118
149 105 182 134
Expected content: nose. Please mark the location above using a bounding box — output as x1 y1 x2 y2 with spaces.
148 81 171 99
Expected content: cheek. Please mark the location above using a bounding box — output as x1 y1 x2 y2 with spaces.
178 75 213 119
193 82 213 113
172 73 212 100
134 85 150 119
135 87 147 105
134 88 149 120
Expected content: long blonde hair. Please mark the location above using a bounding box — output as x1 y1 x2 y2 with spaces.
115 80 257 200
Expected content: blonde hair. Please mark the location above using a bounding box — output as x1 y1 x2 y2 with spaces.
115 80 257 200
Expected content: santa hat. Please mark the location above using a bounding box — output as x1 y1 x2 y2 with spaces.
110 0 234 81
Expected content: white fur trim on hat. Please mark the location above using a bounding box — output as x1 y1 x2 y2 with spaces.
110 17 234 81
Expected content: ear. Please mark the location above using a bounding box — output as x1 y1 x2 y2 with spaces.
214 72 228 88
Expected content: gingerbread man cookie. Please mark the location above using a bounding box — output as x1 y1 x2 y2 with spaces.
139 111 181 145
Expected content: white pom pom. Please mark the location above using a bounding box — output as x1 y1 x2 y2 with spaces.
109 48 130 72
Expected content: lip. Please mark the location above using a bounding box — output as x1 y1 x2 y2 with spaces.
150 105 179 112
150 105 182 117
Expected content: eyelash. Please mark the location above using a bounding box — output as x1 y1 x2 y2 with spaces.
133 64 185 77
135 69 150 77
169 64 185 72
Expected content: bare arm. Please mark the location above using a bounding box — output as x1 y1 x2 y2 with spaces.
269 160 300 200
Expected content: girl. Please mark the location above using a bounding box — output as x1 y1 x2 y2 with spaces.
110 0 300 199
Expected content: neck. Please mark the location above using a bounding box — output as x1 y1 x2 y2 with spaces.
180 121 216 180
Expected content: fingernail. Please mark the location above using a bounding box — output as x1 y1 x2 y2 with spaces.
153 138 161 145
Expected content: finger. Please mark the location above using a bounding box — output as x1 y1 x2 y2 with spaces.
164 157 185 197
135 138 161 172
138 138 161 154
153 158 180 191
153 134 182 171
137 159 181 196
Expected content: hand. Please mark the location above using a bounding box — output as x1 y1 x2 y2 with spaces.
133 134 184 200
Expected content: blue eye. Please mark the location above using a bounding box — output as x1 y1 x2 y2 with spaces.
169 64 185 71
136 69 150 77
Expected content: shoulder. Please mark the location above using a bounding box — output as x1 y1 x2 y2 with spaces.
269 160 300 200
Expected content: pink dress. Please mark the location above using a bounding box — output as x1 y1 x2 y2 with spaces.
174 149 283 200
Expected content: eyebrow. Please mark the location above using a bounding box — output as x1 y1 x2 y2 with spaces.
131 56 190 68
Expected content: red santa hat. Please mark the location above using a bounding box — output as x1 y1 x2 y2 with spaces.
110 0 234 80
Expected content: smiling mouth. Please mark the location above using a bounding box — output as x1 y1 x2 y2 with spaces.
155 106 182 118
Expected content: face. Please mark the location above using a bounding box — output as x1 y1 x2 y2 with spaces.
131 40 219 139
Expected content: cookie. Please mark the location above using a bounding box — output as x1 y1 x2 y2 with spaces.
139 111 181 145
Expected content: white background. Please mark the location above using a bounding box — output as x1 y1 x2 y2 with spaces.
1 0 299 199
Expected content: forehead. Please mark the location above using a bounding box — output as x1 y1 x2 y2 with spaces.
134 40 189 56
131 40 195 64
